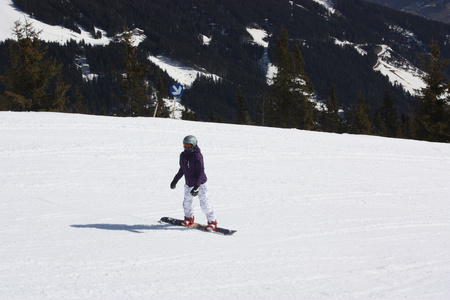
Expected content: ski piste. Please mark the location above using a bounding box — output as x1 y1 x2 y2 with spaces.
160 217 237 236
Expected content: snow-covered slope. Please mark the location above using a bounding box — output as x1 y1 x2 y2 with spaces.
312 0 335 14
334 38 426 95
0 0 110 45
1 0 428 100
1 112 450 299
147 55 221 88
374 44 426 95
246 27 277 84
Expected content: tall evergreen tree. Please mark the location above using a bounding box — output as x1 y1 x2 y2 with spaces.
264 27 290 127
116 29 152 116
322 84 340 132
264 28 315 129
292 45 315 130
414 40 450 142
0 19 69 111
399 114 414 139
153 69 170 117
382 90 399 137
236 86 250 125
373 109 387 136
351 92 372 134
209 108 217 122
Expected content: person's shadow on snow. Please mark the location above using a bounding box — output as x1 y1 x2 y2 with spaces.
71 223 181 233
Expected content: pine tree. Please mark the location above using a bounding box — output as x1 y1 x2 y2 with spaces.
372 109 386 136
236 86 250 124
351 92 372 134
264 27 291 127
153 69 170 117
382 90 399 137
322 84 340 132
414 40 450 142
116 29 152 116
209 108 217 122
182 108 200 121
292 45 314 130
264 28 315 129
71 86 91 114
0 19 69 111
399 114 414 139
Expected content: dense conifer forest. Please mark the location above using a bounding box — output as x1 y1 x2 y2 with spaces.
1 0 449 141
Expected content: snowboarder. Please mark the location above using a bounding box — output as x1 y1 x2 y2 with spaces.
170 135 217 231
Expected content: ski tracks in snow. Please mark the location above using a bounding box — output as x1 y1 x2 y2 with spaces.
1 112 450 299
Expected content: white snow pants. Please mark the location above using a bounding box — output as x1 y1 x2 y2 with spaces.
183 183 216 223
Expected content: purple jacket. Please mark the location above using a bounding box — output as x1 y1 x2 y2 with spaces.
173 146 207 187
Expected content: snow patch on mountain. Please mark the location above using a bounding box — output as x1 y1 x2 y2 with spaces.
312 0 335 14
333 38 425 95
333 38 368 56
147 56 221 88
374 45 426 95
389 24 424 48
246 28 269 47
246 27 277 85
0 0 427 103
162 98 186 119
199 34 211 45
145 55 222 118
113 28 147 47
75 56 98 82
0 0 110 45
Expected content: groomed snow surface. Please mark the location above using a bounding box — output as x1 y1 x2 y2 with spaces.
1 112 450 299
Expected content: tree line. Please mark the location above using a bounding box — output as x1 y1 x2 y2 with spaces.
9 0 450 121
251 28 450 142
1 12 449 142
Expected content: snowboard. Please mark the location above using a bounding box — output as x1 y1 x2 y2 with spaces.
160 217 237 236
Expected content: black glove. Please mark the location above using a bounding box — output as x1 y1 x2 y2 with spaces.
190 185 199 196
170 180 177 189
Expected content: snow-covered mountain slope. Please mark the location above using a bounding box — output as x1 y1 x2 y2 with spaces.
0 0 110 45
147 55 221 88
0 0 218 88
373 44 426 95
1 112 450 299
335 39 426 95
334 38 426 95
0 0 428 100
246 27 277 84
312 0 335 14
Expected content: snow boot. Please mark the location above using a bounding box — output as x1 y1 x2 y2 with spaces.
206 220 217 232
181 216 195 227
